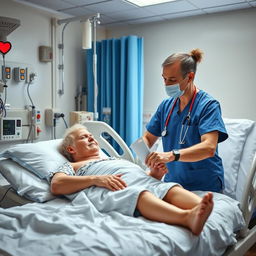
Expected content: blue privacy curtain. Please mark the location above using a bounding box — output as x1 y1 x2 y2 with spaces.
86 36 144 148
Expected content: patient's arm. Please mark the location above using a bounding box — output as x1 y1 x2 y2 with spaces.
147 163 168 180
51 172 127 195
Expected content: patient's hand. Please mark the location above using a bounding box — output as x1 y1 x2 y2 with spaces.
148 163 168 180
146 151 173 169
94 174 127 191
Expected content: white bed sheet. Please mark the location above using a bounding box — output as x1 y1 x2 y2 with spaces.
0 190 244 256
0 119 253 256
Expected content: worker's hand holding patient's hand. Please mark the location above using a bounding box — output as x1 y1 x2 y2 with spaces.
148 163 168 180
94 174 127 191
146 152 173 169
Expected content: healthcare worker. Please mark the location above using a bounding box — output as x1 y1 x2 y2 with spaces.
144 49 228 192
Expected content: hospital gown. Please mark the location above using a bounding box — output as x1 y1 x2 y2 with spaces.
50 158 178 216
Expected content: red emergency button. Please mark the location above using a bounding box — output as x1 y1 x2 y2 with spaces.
36 126 42 133
37 114 41 119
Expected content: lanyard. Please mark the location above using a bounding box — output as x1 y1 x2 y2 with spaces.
161 88 197 137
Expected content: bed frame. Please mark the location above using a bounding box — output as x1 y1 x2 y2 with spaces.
0 184 31 208
0 120 255 256
223 153 256 256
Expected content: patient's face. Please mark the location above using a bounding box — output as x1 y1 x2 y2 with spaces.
71 128 100 157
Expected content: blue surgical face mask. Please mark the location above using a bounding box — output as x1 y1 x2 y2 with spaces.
165 83 184 98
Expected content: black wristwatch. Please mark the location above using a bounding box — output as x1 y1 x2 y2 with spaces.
172 149 180 161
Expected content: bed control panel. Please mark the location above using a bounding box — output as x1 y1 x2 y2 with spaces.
0 117 22 140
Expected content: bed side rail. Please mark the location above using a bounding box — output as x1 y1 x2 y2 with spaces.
239 153 256 237
82 121 135 163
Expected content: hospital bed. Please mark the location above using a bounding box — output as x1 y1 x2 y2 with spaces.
0 118 255 256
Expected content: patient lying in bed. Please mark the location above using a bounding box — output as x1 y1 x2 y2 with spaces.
50 124 213 236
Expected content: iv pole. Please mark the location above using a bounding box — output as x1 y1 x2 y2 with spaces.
90 13 100 120
57 13 100 121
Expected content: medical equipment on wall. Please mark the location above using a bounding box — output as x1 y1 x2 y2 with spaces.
75 85 87 111
25 70 38 143
2 66 11 80
13 67 26 82
0 63 35 85
56 13 100 95
70 111 94 126
0 16 20 41
161 89 197 144
39 46 52 62
45 109 67 127
0 109 41 142
45 108 68 139
0 61 36 121
0 117 22 140
0 16 20 119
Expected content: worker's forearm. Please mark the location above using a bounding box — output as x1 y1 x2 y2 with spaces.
175 141 216 162
143 132 158 149
143 135 153 148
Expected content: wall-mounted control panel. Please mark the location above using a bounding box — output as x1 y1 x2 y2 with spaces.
13 67 26 82
1 63 35 85
1 66 11 80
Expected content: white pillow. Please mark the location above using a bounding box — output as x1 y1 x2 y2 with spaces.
0 139 67 180
219 118 254 199
0 159 55 202
235 121 256 202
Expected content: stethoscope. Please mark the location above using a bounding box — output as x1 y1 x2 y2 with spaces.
161 88 197 145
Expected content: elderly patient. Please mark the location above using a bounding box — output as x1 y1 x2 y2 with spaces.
50 124 213 236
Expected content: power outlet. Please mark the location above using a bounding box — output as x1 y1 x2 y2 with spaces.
26 67 36 83
45 108 60 126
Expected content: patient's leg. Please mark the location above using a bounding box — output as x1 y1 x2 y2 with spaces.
188 192 213 235
163 185 201 209
136 191 213 235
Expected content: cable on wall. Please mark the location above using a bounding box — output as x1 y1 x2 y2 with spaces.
26 73 36 143
0 54 7 117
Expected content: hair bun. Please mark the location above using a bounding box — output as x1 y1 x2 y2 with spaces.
190 48 203 63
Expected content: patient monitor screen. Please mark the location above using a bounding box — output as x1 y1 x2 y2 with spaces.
3 120 15 135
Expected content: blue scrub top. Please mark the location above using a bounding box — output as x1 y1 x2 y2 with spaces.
146 90 228 192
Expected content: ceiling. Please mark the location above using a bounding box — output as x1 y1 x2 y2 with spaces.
15 0 256 27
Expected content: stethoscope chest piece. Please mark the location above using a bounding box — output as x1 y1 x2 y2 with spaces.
161 127 167 137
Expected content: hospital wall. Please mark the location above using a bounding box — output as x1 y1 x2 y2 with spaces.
0 0 104 147
106 8 256 122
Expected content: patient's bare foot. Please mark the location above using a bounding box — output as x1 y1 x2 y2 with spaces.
187 192 213 236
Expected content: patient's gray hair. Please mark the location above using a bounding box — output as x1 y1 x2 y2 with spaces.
162 48 203 78
59 124 88 162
